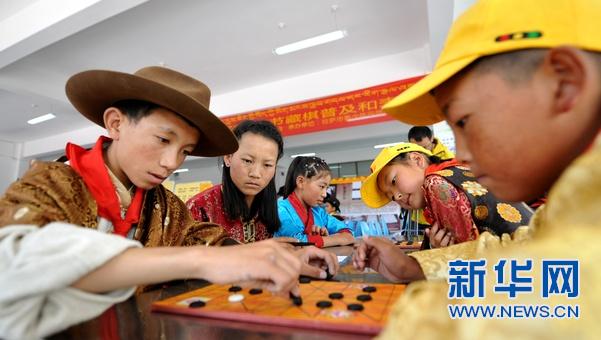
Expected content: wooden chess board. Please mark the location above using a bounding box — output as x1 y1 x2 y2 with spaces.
152 280 405 335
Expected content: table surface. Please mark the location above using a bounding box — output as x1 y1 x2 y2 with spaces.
50 245 399 340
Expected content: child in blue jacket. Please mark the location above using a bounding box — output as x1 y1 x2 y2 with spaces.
275 156 354 248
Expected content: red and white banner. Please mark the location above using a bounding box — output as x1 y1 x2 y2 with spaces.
221 75 425 136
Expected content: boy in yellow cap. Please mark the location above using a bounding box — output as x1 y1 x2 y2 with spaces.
361 142 531 248
354 0 601 338
408 126 455 160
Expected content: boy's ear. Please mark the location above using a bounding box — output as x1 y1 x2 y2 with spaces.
545 47 586 115
103 107 126 140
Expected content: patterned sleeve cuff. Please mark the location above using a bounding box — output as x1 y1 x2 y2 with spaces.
408 227 535 281
408 239 480 281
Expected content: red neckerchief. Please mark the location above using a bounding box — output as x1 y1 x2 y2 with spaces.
99 307 120 340
288 192 323 247
424 159 461 176
66 136 145 237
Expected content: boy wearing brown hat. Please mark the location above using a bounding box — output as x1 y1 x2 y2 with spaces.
0 67 337 338
1 66 238 245
353 0 601 337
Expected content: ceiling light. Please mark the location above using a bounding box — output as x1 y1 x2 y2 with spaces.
27 113 56 125
374 142 401 149
174 168 189 174
346 113 387 122
291 152 316 158
274 30 347 55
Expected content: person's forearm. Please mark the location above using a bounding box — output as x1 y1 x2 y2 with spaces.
322 232 354 247
72 246 206 293
401 256 426 281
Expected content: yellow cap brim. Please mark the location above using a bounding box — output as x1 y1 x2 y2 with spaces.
382 56 478 125
360 168 390 208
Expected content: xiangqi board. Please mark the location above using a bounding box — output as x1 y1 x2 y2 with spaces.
152 280 405 335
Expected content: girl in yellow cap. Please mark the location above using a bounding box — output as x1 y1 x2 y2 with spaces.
361 142 532 248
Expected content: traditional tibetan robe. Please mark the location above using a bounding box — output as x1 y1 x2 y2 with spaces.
187 184 272 243
0 136 228 248
421 159 532 246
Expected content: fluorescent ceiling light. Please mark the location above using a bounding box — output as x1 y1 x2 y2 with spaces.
346 113 386 122
374 142 401 149
274 30 347 55
291 152 316 158
27 113 55 125
174 168 189 174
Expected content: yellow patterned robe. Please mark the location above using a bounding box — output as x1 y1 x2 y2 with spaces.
378 139 601 339
0 161 228 248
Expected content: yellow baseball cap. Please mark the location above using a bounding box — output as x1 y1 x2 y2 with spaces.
383 0 601 125
361 143 432 208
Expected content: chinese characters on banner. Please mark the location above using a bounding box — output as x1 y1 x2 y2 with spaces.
221 76 425 136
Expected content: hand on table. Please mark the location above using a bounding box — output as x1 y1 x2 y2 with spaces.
198 239 301 296
352 236 425 282
294 246 339 279
425 222 455 248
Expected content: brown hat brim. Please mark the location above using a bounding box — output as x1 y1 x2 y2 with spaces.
65 69 238 157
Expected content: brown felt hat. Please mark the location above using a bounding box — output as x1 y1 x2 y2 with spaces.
65 66 238 157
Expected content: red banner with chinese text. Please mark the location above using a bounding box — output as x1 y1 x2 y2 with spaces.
221 75 425 136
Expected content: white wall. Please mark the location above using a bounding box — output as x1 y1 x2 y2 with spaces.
426 0 454 67
425 0 476 66
0 140 20 192
453 0 476 20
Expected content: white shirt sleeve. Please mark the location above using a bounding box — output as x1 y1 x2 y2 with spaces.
0 222 142 340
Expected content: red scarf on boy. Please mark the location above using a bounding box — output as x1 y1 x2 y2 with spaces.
287 192 324 247
66 136 145 237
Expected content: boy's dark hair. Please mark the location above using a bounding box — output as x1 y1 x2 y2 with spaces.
407 126 433 142
112 99 161 123
324 194 341 213
282 156 330 198
112 99 198 130
468 49 547 84
222 120 284 235
462 49 601 84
